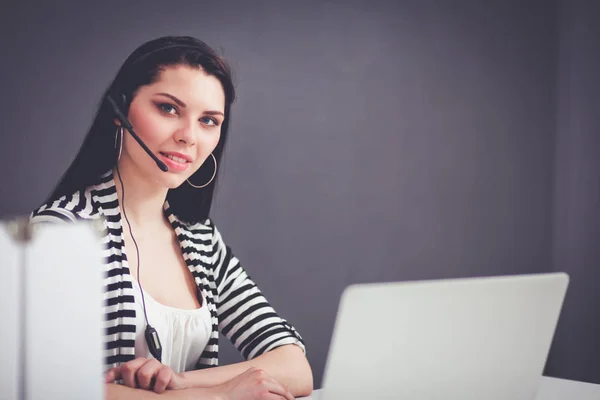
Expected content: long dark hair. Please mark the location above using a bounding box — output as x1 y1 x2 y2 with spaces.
46 36 236 224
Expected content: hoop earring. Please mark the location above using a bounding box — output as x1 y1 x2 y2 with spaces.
187 154 217 189
115 126 123 162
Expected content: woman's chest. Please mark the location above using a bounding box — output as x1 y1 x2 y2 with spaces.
122 230 202 310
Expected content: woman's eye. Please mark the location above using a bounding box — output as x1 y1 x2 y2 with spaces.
200 116 219 126
158 103 177 115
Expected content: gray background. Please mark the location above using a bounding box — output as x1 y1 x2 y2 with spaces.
1 0 598 387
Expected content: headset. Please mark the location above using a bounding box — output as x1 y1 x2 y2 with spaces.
106 92 167 362
105 42 212 363
105 41 209 173
106 93 168 172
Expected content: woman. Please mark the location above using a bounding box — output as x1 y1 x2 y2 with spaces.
29 36 313 399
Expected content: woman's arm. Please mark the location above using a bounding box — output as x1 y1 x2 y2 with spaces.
179 344 313 397
106 383 160 399
202 223 313 397
106 383 218 399
107 366 297 399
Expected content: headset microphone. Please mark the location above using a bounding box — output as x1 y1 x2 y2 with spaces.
106 92 166 363
106 93 169 172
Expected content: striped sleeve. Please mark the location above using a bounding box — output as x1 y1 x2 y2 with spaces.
211 223 306 360
29 198 78 224
29 190 92 225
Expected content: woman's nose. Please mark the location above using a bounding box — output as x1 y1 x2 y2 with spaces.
173 120 196 145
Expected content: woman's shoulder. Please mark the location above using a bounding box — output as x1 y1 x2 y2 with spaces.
172 215 233 251
172 214 215 238
29 187 98 225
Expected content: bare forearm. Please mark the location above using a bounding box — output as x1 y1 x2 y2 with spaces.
181 345 313 397
106 383 161 400
105 383 217 400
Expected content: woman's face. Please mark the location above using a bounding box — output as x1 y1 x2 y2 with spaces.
119 64 225 189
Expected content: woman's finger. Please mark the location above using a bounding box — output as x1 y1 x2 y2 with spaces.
262 377 294 400
246 368 293 400
262 394 289 400
104 367 118 383
152 366 173 394
120 358 150 388
135 359 163 390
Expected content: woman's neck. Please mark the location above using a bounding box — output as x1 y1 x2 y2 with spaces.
112 162 169 229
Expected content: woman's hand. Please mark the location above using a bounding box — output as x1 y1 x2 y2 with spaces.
211 367 294 400
105 357 187 394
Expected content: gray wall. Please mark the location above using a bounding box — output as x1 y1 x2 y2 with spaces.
545 0 600 385
0 0 596 388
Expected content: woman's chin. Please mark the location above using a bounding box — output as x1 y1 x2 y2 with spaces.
168 178 189 190
153 173 188 190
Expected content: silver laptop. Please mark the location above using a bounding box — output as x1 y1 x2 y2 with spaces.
321 272 569 400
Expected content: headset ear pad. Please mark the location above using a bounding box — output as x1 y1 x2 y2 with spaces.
116 92 131 118
106 92 130 130
106 92 128 115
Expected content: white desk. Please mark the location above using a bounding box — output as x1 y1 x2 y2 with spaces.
534 377 600 399
299 376 600 399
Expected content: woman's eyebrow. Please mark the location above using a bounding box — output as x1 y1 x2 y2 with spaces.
155 92 224 116
156 92 186 107
204 110 224 117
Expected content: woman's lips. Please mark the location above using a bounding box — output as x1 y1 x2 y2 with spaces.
159 152 190 172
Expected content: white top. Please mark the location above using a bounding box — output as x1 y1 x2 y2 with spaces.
131 279 212 373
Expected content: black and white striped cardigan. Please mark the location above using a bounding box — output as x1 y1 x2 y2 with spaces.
30 170 305 372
